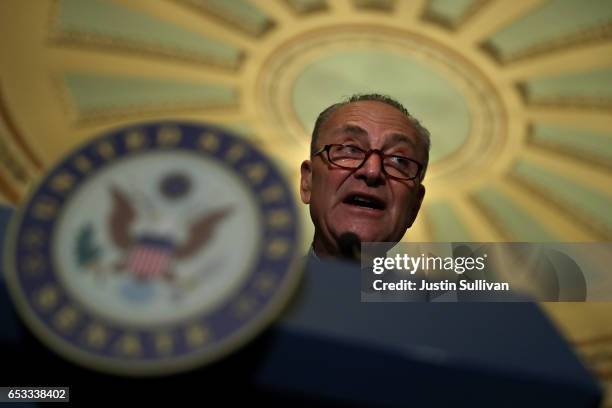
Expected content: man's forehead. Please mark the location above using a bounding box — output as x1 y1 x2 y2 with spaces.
330 124 417 149
320 101 418 144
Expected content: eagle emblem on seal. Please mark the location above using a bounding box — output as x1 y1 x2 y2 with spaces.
109 186 232 282
74 172 233 301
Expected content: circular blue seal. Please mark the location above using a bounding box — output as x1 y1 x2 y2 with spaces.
4 122 302 376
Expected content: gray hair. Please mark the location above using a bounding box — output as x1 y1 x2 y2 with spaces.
310 93 431 175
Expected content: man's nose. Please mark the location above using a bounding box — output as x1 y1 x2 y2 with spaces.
353 151 385 186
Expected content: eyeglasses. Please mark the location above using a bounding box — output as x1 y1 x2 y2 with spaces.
313 144 423 181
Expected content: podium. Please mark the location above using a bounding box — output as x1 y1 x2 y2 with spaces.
0 206 603 406
256 257 602 406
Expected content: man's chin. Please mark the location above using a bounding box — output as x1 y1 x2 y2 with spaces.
334 229 387 244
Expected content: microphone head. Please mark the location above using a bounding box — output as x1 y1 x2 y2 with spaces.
338 232 361 261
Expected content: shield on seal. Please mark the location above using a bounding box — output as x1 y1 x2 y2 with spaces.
125 236 175 280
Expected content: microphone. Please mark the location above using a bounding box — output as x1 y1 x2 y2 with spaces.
338 232 361 262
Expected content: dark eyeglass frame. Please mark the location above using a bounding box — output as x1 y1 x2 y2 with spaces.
313 144 424 181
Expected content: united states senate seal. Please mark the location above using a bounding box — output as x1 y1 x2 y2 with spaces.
3 122 302 376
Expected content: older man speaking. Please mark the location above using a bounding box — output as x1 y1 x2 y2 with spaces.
300 94 431 260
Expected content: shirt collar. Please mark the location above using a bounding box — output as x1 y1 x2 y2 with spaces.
307 245 321 262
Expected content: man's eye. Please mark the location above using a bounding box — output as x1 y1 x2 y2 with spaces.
388 156 411 167
339 145 362 155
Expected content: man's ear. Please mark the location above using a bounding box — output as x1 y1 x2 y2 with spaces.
300 160 312 204
407 184 426 227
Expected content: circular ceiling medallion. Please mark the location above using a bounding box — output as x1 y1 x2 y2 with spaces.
255 26 507 183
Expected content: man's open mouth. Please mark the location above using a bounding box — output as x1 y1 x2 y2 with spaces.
343 194 386 210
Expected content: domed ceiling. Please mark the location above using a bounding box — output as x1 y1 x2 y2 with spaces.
1 0 611 395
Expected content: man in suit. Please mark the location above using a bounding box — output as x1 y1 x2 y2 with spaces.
299 94 430 260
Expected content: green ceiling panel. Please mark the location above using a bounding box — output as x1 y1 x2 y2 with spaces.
473 186 556 241
285 0 327 13
530 123 612 163
178 0 272 35
64 73 237 114
427 201 473 241
57 0 241 66
353 0 395 11
522 68 612 101
427 0 478 24
512 160 612 233
486 0 612 59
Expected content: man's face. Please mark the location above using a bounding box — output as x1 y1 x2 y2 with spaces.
300 100 427 257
